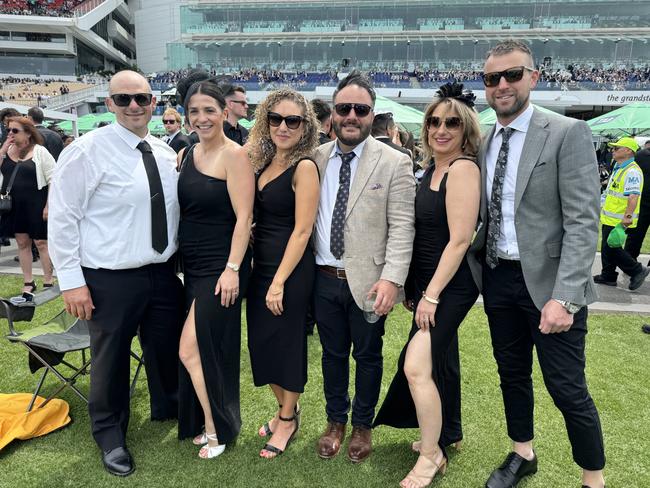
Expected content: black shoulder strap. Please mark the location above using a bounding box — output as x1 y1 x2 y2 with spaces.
179 143 197 173
2 162 20 195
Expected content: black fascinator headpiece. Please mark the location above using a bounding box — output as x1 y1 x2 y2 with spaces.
435 82 476 108
175 69 211 107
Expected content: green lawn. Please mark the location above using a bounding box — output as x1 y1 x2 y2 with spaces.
0 274 648 488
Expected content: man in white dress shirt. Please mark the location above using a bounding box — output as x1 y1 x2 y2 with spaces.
48 71 184 477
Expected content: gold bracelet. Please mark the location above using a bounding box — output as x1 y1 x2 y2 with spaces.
422 292 439 305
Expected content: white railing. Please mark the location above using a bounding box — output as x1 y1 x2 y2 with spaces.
74 0 107 17
46 82 108 111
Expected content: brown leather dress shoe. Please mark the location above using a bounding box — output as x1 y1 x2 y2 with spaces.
317 421 346 459
347 426 372 463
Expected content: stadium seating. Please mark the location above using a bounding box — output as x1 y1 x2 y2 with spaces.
0 0 88 17
0 78 92 107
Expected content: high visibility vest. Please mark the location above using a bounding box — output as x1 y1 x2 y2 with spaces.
601 160 643 228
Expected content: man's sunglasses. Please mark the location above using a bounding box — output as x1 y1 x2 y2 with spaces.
110 93 153 107
268 112 304 129
229 100 248 106
162 119 177 125
334 103 373 118
481 66 534 87
7 127 23 134
426 116 463 131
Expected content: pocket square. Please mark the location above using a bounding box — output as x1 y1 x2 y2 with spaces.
369 183 383 190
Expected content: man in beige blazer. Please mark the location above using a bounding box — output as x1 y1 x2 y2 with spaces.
312 71 415 463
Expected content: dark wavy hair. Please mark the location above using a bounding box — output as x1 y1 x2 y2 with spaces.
247 88 319 172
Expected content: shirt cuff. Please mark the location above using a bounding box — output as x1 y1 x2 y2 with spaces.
56 267 87 291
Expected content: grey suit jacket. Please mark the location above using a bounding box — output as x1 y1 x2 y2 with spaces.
314 136 416 310
468 108 600 310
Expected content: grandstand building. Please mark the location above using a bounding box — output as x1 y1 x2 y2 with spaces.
0 0 136 77
153 0 650 73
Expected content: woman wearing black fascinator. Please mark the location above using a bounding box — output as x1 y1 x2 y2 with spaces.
374 82 482 487
175 73 255 459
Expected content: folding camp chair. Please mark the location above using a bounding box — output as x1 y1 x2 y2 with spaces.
1 285 145 412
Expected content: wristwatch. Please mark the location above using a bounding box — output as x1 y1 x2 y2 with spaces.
226 262 240 272
554 299 581 314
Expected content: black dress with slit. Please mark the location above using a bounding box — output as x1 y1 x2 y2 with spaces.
0 156 48 239
177 145 251 443
246 160 317 393
374 159 479 447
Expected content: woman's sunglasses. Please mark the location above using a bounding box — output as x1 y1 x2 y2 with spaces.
426 116 463 130
8 128 23 134
481 66 534 87
333 103 372 118
110 93 153 107
268 112 303 129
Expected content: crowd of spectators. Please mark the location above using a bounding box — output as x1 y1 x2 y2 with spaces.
0 0 86 17
0 76 90 106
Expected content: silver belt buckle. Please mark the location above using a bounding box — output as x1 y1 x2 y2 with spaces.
336 268 346 279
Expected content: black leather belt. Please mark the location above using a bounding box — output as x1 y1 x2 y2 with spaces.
318 265 347 280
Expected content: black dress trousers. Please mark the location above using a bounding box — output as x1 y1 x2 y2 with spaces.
83 261 184 451
482 259 605 471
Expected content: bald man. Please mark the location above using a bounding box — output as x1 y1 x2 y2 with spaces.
48 71 184 477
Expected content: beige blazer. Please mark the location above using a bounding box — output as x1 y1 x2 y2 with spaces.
314 136 416 310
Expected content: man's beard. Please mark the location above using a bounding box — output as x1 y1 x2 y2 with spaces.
333 119 372 147
492 93 528 119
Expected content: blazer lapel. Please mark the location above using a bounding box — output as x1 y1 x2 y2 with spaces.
514 109 549 213
346 138 380 219
315 140 335 178
479 127 495 223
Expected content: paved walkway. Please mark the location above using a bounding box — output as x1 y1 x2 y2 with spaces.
2 241 650 314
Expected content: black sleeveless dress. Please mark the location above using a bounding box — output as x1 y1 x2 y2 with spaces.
246 160 317 393
374 159 479 446
177 145 251 443
0 156 48 239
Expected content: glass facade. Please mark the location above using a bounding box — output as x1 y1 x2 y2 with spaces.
170 0 650 70
0 53 76 76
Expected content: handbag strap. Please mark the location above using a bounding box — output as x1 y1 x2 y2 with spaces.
2 161 20 196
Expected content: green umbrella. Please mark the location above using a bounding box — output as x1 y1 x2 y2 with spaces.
478 104 556 131
587 103 650 138
54 113 102 133
374 96 426 138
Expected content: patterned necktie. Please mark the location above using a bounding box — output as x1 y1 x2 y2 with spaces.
330 151 355 259
486 127 514 269
137 141 169 254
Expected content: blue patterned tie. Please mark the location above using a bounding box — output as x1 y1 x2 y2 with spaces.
486 127 514 269
330 151 355 259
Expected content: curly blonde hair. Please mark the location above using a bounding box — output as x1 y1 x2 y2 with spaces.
421 97 481 167
248 88 319 172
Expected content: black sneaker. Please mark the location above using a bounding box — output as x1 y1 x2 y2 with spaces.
630 267 650 291
642 324 650 334
593 274 617 286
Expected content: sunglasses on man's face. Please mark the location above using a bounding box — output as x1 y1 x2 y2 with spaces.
8 128 23 134
110 93 153 107
268 112 304 130
162 119 177 125
334 103 373 118
426 116 463 131
229 100 248 106
481 66 534 87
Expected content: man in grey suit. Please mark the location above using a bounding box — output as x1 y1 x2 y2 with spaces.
312 71 415 463
468 40 605 488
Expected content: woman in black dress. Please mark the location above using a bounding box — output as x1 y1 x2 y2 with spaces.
246 89 320 458
176 78 255 459
0 116 56 297
374 83 482 487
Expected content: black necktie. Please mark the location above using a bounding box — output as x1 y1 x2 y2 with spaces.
330 151 355 259
486 127 514 269
137 141 168 254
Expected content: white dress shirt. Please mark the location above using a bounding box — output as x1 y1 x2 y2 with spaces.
314 139 367 267
48 122 180 291
485 103 534 260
